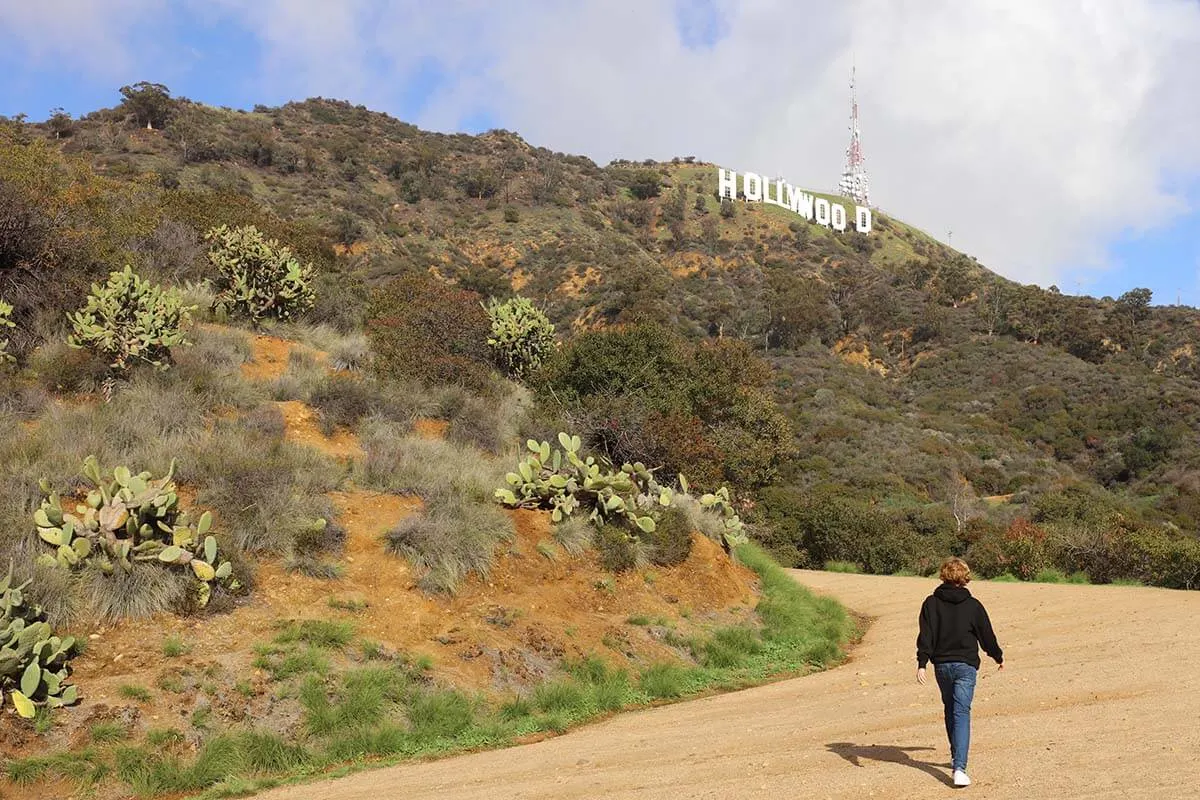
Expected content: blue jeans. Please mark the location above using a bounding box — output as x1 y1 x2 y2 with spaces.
934 662 977 771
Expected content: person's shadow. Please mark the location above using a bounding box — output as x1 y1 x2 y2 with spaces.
826 742 952 786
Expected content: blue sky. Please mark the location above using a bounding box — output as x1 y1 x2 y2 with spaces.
1 0 1197 307
1063 181 1200 305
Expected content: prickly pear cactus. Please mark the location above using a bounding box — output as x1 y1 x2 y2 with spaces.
0 562 79 718
485 295 556 379
33 456 240 607
0 296 14 364
494 432 665 536
205 224 315 326
494 432 748 550
697 486 748 549
67 266 193 375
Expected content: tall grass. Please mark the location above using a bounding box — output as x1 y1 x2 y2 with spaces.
735 543 857 670
187 415 342 555
355 418 506 501
384 498 513 593
113 732 308 797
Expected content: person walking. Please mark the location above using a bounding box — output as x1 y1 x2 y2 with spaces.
916 557 1004 788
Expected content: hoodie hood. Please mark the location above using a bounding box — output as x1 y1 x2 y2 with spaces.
934 582 972 604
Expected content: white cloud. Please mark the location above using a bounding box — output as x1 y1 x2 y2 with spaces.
0 0 167 81
3 0 1199 286
205 0 1200 286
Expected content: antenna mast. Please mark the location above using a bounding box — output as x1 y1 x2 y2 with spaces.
838 65 870 207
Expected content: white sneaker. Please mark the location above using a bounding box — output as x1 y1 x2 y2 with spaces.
953 769 972 787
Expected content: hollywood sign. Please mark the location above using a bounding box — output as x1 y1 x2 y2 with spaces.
717 168 872 234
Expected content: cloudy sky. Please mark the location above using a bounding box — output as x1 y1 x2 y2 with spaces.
2 0 1198 304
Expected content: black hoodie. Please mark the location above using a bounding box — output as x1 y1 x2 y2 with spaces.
916 583 1003 670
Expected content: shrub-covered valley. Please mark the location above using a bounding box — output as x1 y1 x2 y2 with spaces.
1 87 1198 796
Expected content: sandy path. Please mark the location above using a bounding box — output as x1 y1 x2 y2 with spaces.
255 571 1200 799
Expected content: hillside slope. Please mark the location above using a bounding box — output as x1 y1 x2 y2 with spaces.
6 94 1200 575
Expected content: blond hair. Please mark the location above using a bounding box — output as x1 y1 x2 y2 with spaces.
939 557 971 586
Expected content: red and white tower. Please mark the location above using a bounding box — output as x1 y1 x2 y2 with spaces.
838 66 870 207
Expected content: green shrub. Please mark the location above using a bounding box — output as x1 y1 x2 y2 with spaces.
966 518 1049 580
67 266 192 376
485 296 556 379
309 269 367 333
206 224 315 326
1032 567 1067 583
627 170 662 200
503 206 520 223
644 506 693 567
594 523 638 573
1122 528 1200 589
756 486 924 574
638 663 690 698
824 560 862 574
539 329 791 490
366 273 492 390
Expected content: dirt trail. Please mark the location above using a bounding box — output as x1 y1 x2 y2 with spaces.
255 572 1200 799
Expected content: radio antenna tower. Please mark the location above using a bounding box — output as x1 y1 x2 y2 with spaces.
838 66 870 207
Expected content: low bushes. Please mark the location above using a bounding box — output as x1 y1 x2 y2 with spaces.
188 414 341 556
384 498 513 593
643 506 693 566
366 273 493 391
756 482 1200 590
537 326 792 491
755 486 937 575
